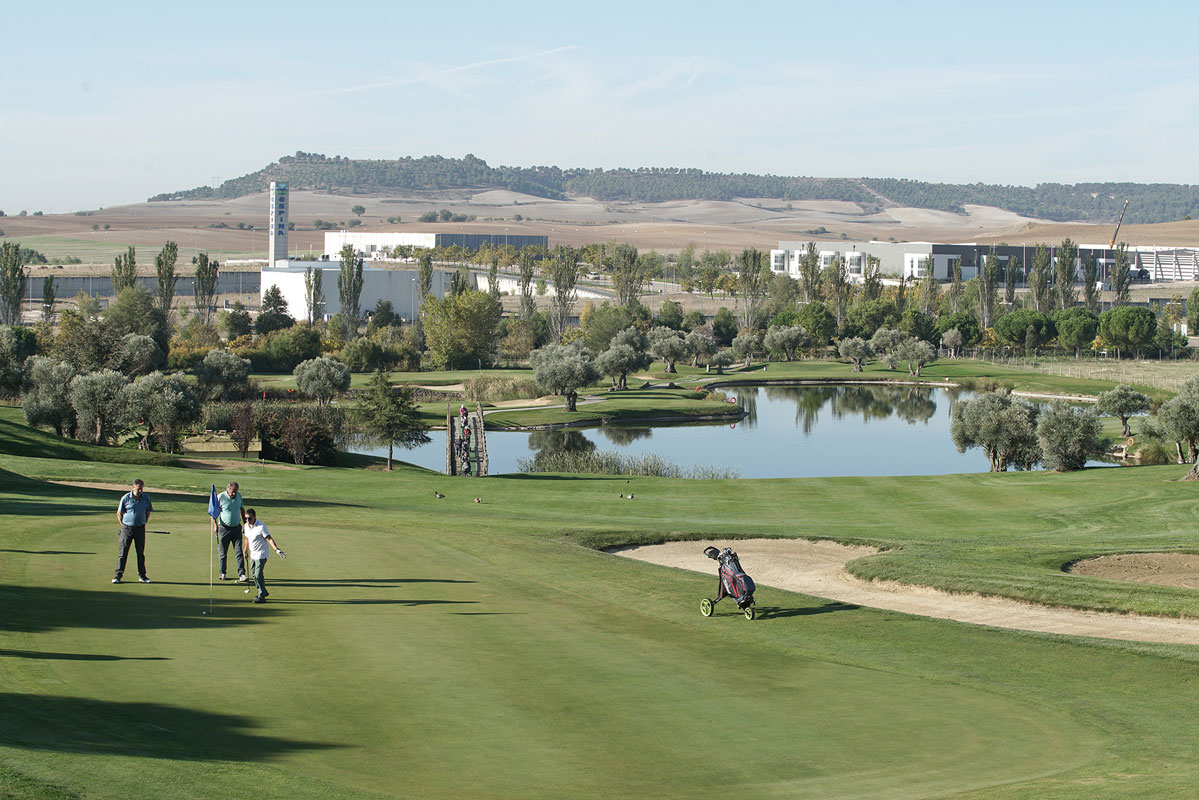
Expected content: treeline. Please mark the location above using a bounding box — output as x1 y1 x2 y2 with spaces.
150 153 1199 224
861 178 1199 224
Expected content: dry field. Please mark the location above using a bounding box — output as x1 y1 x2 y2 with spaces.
4 189 1198 268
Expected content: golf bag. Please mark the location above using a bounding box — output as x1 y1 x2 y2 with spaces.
705 546 755 609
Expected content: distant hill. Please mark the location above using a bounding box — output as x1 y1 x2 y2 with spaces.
151 152 1199 224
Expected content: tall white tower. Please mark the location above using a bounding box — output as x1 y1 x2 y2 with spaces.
268 181 288 265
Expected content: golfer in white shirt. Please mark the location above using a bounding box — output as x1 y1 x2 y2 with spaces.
239 509 285 603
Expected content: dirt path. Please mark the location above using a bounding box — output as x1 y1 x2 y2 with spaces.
48 481 204 496
612 539 1199 645
175 458 298 471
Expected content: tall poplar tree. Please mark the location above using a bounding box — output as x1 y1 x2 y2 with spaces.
338 243 365 339
543 245 581 341
41 275 57 322
1111 242 1132 307
518 246 540 319
0 242 26 326
304 266 325 324
862 254 883 302
1081 253 1100 314
978 248 1000 330
798 241 821 304
193 252 219 326
1029 244 1051 312
948 257 963 313
154 241 179 317
736 248 767 330
1055 239 1078 310
1005 255 1019 306
112 246 138 293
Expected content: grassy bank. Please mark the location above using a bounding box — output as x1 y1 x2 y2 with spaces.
3 405 1199 796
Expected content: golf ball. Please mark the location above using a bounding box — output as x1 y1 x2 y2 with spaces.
201 611 207 615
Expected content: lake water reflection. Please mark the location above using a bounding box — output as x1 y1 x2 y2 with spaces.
354 384 1027 478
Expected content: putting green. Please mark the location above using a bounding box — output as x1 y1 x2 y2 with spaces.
2 447 1198 798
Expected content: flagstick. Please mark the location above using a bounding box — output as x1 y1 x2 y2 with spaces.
209 518 215 615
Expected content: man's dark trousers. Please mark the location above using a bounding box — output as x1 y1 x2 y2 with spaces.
115 524 146 580
217 523 246 577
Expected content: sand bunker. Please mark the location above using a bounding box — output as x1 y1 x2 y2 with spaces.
612 539 1199 644
1068 553 1199 590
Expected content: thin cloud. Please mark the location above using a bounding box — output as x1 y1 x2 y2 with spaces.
320 45 579 95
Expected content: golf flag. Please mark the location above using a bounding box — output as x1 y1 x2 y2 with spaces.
207 484 220 520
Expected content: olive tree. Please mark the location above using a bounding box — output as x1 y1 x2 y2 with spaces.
895 337 936 377
647 326 689 373
293 356 351 405
194 349 252 402
530 342 597 412
70 369 133 444
838 337 873 372
763 325 810 362
940 328 963 358
1037 402 1105 472
950 391 1040 472
709 348 734 374
1097 384 1151 438
22 357 76 436
0 325 35 397
731 332 761 367
1141 377 1199 475
128 371 201 453
111 333 164 377
596 343 648 390
685 330 716 367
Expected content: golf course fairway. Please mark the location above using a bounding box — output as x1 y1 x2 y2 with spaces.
3 422 1199 797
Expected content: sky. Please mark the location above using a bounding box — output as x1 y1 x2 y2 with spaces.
3 0 1197 212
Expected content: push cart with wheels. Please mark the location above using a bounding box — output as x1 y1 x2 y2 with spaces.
699 545 756 620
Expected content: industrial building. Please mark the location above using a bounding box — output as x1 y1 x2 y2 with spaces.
324 231 547 260
260 182 451 323
260 262 448 325
771 240 1199 284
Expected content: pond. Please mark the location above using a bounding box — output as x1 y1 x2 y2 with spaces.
351 384 1109 478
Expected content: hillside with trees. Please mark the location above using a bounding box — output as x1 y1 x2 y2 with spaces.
151 153 1199 224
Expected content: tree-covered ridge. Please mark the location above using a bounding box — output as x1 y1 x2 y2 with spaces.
150 153 1199 224
860 178 1199 224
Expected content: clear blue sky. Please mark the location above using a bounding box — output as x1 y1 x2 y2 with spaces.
3 0 1196 211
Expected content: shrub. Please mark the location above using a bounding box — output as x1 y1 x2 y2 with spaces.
293 356 351 405
516 449 738 479
194 349 253 402
261 325 322 372
253 401 346 466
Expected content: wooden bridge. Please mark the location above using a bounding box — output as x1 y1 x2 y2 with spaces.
445 402 488 476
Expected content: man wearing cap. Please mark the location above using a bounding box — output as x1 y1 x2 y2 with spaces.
113 479 153 584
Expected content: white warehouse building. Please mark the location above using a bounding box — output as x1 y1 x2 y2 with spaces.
260 263 450 324
324 231 549 260
772 239 1199 284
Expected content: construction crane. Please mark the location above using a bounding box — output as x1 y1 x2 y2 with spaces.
1109 198 1130 248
